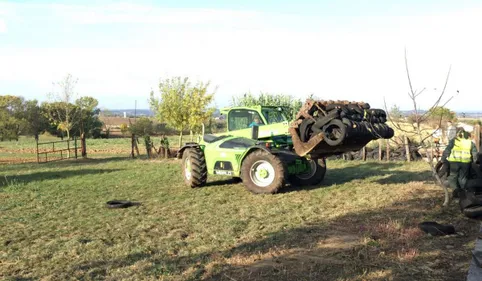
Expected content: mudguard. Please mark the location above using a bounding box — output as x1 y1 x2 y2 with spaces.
176 142 202 159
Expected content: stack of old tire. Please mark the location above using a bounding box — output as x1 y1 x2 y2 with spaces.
299 100 394 146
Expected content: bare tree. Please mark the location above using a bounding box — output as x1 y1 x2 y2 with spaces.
46 73 81 140
385 49 457 207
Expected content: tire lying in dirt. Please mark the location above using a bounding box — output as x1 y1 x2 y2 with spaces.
290 158 327 186
241 150 286 194
182 147 208 188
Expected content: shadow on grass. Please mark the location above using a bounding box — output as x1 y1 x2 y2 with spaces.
282 162 430 193
49 196 480 281
200 162 430 194
325 162 430 185
204 178 243 187
0 168 122 187
0 156 130 172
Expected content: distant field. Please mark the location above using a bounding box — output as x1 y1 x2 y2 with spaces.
1 157 479 280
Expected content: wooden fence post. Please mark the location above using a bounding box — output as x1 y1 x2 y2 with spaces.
131 134 135 158
386 139 390 162
378 139 383 161
404 135 411 162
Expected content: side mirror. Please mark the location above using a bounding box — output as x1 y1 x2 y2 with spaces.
251 125 259 140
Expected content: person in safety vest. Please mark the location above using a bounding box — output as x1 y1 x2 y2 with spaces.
441 128 478 196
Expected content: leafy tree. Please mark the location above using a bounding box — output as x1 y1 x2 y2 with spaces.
428 106 456 124
120 123 129 136
149 77 215 146
0 95 27 141
24 99 49 140
388 105 404 121
76 96 98 112
74 96 103 138
128 117 153 137
231 92 302 120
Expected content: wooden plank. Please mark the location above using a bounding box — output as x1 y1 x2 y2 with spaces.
386 139 390 162
378 139 383 161
404 135 411 162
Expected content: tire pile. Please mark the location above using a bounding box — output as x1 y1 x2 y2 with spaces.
327 145 422 161
297 100 394 146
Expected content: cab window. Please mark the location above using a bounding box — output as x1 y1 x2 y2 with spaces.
261 108 288 124
228 109 264 131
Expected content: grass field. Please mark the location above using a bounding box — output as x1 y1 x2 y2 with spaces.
0 135 182 164
1 152 480 280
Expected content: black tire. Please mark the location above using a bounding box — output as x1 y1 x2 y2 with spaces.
106 200 140 208
241 150 286 194
290 158 327 186
300 119 315 142
322 119 346 146
182 147 207 188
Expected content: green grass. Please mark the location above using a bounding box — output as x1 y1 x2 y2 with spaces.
1 158 479 281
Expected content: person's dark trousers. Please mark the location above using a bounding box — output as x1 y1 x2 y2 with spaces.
448 162 472 192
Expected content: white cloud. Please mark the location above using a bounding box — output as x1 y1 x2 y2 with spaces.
0 19 6 33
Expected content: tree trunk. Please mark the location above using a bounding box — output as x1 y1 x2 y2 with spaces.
66 130 71 158
81 133 87 158
179 131 183 148
131 134 135 158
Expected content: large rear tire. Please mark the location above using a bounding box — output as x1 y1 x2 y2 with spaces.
241 150 286 194
182 148 207 188
290 158 327 186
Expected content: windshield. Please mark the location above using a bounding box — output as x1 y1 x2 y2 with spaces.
261 108 288 124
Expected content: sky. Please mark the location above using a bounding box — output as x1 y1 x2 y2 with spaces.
1 0 482 111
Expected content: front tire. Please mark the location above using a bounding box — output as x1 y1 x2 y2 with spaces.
290 158 327 186
241 150 286 194
182 148 207 188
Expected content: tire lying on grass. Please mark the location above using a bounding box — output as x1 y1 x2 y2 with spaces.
289 158 327 186
241 150 286 194
182 147 208 188
106 200 140 208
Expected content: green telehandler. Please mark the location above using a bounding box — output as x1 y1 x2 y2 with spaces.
177 99 394 194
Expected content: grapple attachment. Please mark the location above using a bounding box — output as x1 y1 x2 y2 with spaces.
290 99 394 157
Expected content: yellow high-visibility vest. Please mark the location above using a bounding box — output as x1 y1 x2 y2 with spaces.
447 138 473 163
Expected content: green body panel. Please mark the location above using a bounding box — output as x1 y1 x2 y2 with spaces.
202 136 257 177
